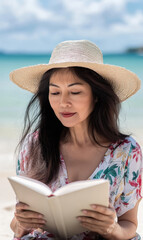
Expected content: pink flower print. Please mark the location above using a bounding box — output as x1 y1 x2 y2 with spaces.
129 180 138 187
136 188 141 198
137 174 142 187
133 153 139 162
113 176 117 187
136 175 142 198
60 154 64 161
110 147 114 158
20 151 25 171
125 158 128 167
65 177 69 184
123 201 129 206
20 159 24 171
132 144 141 162
115 206 120 213
119 139 130 146
33 130 39 140
46 233 55 238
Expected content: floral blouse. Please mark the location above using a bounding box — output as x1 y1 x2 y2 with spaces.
14 133 143 240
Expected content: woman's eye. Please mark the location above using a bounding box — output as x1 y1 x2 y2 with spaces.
71 92 81 95
50 92 60 95
50 91 81 95
50 92 59 95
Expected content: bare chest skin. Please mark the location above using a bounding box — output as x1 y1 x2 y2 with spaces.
60 143 109 183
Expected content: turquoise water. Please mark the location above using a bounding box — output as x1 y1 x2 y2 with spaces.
0 53 143 135
0 54 51 125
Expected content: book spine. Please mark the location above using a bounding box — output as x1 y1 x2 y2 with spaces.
49 196 67 239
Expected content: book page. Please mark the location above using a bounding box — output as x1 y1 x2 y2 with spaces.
55 180 109 238
8 176 52 196
54 179 108 196
51 179 109 239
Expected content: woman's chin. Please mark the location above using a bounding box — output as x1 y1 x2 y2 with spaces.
59 118 78 128
61 122 76 128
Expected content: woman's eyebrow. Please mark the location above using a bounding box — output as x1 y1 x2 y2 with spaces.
49 83 84 88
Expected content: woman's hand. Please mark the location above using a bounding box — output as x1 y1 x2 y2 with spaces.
13 202 47 237
77 204 117 237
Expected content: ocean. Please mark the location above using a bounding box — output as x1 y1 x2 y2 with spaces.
0 53 143 152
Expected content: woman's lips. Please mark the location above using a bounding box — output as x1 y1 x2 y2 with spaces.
61 112 76 118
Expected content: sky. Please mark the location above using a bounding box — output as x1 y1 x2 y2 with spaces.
0 0 143 53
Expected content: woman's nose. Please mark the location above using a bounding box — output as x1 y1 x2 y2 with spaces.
60 94 71 107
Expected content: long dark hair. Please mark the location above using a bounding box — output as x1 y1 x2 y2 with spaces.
18 67 128 184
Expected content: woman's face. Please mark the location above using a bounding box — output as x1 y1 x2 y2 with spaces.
49 68 94 128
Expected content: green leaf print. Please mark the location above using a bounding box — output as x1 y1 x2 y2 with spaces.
118 166 121 175
104 164 118 184
132 170 139 181
121 193 125 201
106 175 113 185
129 143 136 155
93 170 103 179
16 159 20 175
125 164 130 182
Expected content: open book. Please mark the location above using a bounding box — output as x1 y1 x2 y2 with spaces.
8 176 109 239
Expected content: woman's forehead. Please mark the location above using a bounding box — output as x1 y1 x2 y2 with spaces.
49 68 85 85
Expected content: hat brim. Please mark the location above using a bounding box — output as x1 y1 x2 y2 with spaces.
9 62 141 102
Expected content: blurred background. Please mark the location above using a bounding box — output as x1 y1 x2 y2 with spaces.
0 1 143 239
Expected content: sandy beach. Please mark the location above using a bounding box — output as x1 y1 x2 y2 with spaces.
0 170 16 240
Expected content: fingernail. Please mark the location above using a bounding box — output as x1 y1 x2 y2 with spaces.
76 217 82 220
42 220 47 223
39 214 44 218
82 210 87 214
23 204 29 209
91 204 96 209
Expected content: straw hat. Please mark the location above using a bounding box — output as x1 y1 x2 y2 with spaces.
9 40 141 101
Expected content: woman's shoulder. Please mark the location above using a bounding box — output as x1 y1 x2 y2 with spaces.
113 136 141 152
18 131 39 158
109 136 142 163
22 131 39 146
16 131 39 175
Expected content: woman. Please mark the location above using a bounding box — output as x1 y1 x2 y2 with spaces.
9 40 142 240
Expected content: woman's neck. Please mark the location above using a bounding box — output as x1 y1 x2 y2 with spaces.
69 128 91 147
64 120 94 147
63 123 110 148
